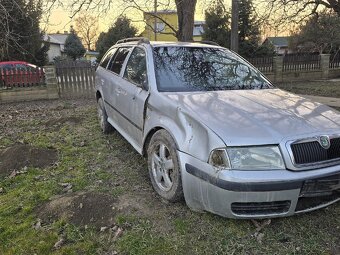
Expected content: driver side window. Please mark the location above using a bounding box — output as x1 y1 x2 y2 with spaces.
123 47 148 89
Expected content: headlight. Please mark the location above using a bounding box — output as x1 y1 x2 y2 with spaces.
227 146 285 170
208 149 230 168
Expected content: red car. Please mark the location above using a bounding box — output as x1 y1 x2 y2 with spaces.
0 61 45 88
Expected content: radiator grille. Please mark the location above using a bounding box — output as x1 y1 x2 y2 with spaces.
291 137 340 165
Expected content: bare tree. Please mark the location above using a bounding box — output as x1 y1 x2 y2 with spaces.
175 0 197 41
75 12 99 50
0 0 47 63
261 0 340 23
45 0 198 41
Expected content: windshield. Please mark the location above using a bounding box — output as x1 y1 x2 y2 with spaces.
153 46 273 92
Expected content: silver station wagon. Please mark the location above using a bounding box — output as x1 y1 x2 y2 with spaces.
95 38 340 219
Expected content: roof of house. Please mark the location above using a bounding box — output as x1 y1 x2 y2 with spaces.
85 51 99 56
145 10 177 15
43 33 70 45
265 36 291 47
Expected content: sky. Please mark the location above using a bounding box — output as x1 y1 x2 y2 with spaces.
44 0 228 34
43 0 291 38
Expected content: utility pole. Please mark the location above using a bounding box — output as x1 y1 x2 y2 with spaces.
231 0 239 52
154 0 157 41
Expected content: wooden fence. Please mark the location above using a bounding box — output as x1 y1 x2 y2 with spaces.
0 67 45 89
55 60 96 99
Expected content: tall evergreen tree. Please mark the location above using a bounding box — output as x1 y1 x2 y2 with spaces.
238 0 261 57
202 1 230 48
64 28 86 60
202 0 273 57
96 16 137 61
0 0 48 65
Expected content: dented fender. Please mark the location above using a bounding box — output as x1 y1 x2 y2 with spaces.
143 95 226 162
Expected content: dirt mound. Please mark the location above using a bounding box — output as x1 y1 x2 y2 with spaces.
45 116 83 128
37 192 116 228
0 144 58 176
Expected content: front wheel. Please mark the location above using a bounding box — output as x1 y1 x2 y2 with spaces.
97 98 113 134
147 130 183 202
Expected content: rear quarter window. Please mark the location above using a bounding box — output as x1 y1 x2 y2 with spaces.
107 47 131 75
99 48 117 69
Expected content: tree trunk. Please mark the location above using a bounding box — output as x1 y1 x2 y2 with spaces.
175 0 197 41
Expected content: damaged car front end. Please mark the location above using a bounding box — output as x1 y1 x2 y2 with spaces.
96 40 340 219
149 45 340 219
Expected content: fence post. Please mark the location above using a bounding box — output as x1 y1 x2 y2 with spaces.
273 56 283 83
43 65 59 99
320 54 330 79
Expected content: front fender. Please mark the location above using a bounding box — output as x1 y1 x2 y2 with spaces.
144 103 226 162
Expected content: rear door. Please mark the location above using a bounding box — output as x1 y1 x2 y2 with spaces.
104 47 131 125
96 47 118 116
96 48 117 96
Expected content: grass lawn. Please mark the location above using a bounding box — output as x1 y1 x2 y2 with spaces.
276 79 340 98
0 99 339 255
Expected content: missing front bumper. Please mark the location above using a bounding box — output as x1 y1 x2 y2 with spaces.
179 151 340 219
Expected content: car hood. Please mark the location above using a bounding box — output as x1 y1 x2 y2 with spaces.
164 89 340 146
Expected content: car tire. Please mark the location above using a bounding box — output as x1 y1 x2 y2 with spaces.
97 97 113 134
147 130 183 202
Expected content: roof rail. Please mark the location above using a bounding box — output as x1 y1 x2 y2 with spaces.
115 37 150 45
200 41 220 46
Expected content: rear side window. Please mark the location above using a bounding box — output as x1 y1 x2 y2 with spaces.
108 47 130 75
100 48 117 68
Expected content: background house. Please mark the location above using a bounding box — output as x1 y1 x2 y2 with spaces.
262 36 293 55
84 50 99 63
43 32 70 62
141 10 205 41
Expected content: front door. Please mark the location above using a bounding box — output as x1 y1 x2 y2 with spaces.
115 46 149 149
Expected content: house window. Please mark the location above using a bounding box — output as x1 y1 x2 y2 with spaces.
155 22 165 33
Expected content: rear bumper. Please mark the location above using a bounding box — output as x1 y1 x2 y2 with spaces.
179 151 340 219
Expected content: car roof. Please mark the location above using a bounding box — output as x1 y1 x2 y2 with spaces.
115 39 221 49
0 61 28 65
150 41 221 48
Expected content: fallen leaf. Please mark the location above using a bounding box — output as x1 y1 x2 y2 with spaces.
251 219 271 233
58 183 71 187
33 219 42 230
111 226 118 232
256 232 265 244
53 238 64 250
59 183 73 192
113 227 123 241
100 226 108 232
9 170 17 178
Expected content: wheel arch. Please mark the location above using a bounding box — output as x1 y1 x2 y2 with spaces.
96 90 102 101
142 126 180 157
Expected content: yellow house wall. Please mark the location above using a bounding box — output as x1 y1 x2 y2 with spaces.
142 13 178 41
